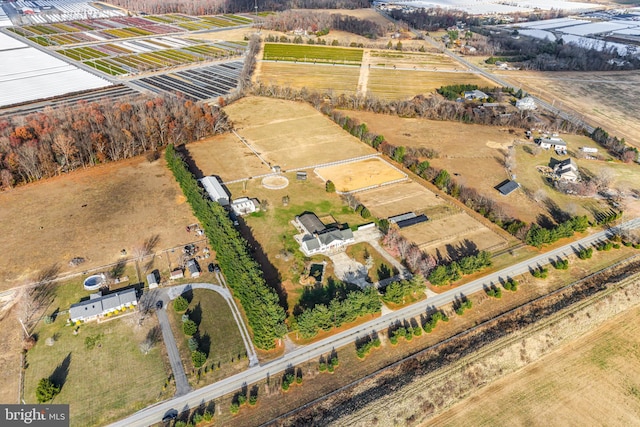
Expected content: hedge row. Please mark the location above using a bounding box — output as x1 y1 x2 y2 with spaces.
165 145 286 349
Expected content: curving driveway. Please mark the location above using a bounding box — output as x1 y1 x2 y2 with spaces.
109 218 640 426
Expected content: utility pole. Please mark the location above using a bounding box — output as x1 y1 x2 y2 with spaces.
254 0 258 16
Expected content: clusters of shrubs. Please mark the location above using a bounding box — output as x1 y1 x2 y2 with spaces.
596 240 620 251
454 298 473 315
355 204 371 219
591 127 638 163
281 370 303 391
594 209 623 225
423 311 449 333
486 285 502 298
381 275 427 304
552 259 569 270
428 251 492 286
295 286 381 339
531 266 549 279
174 297 208 368
503 278 518 291
578 247 593 259
230 389 258 414
355 333 381 359
389 324 422 345
318 352 339 373
525 216 589 248
165 145 286 350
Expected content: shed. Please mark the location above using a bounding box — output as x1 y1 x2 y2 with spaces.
187 259 200 278
389 212 416 224
396 214 428 229
296 171 307 181
146 272 159 289
170 268 184 280
496 180 520 196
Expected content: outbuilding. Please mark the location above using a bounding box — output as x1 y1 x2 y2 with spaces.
199 176 229 206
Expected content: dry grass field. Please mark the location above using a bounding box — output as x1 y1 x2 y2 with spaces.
434 305 640 427
223 97 376 169
401 212 507 259
369 50 462 69
258 62 359 94
355 181 445 218
367 69 493 100
345 110 548 223
502 70 640 148
0 156 197 290
186 133 270 181
314 158 406 192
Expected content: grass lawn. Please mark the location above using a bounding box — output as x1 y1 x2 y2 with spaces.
169 289 247 386
346 242 397 282
226 173 370 314
263 43 363 64
24 314 171 427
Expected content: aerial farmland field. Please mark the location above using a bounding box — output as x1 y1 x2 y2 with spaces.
263 43 364 64
223 97 376 169
258 62 359 94
314 158 406 192
355 181 445 219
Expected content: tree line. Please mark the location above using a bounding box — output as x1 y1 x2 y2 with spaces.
165 145 286 349
109 0 367 15
262 10 385 39
0 94 230 189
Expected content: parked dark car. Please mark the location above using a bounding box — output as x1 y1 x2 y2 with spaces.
208 263 220 273
156 300 163 309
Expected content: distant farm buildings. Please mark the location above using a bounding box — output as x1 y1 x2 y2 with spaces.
496 180 520 196
516 97 536 110
295 212 354 256
69 289 138 323
553 158 579 182
231 197 258 216
537 137 567 152
388 212 428 228
464 89 489 100
199 176 229 206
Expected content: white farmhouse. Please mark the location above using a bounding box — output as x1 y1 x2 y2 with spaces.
295 212 354 256
69 289 138 323
553 158 579 182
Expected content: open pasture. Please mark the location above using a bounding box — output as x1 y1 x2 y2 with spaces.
355 181 445 219
0 156 197 289
223 97 376 169
367 69 494 99
345 110 552 223
315 158 406 192
506 70 640 148
258 62 359 94
186 133 269 181
369 50 459 69
263 43 363 64
433 305 640 427
401 212 508 258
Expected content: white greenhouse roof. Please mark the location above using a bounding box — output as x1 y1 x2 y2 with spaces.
0 35 112 107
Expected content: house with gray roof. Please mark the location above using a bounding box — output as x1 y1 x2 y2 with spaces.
295 212 355 256
69 288 138 323
553 158 579 182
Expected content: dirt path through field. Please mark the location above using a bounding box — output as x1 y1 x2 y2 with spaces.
357 49 371 96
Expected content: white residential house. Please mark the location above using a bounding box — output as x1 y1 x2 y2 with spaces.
199 176 229 206
516 97 536 110
464 89 489 100
538 137 566 151
69 289 138 323
231 197 258 216
553 158 579 182
295 212 355 256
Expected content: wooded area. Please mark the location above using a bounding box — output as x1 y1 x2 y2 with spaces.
108 0 367 15
165 144 287 350
0 95 230 188
262 10 385 38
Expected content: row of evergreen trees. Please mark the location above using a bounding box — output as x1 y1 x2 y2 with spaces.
165 145 286 349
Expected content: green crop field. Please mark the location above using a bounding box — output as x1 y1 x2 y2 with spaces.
263 43 363 64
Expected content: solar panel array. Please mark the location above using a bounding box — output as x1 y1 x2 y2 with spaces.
132 61 243 101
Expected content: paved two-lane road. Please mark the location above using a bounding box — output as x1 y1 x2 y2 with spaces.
108 218 640 426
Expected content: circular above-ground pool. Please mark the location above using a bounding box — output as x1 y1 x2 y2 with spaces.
84 274 106 291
